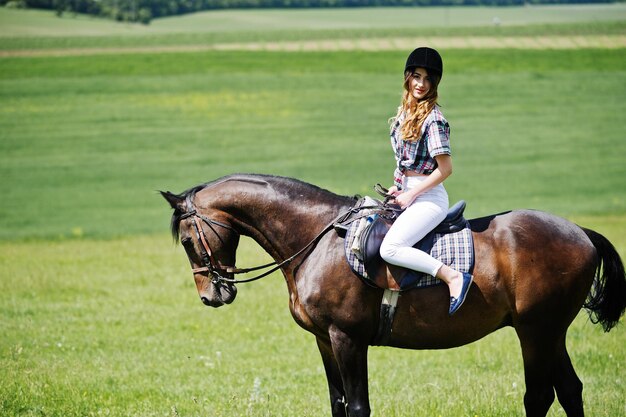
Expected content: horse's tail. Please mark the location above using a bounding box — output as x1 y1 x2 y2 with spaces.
581 227 626 332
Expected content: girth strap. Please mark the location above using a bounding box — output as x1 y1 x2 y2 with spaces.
372 289 400 346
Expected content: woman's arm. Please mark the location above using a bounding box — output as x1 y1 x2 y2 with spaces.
393 154 452 209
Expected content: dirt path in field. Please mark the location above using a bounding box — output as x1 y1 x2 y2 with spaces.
1 35 625 57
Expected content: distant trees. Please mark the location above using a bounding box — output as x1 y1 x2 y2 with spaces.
1 0 617 25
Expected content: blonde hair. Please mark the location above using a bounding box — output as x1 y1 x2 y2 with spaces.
391 69 440 142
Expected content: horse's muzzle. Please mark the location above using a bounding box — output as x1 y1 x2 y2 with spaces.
199 282 237 308
200 296 224 307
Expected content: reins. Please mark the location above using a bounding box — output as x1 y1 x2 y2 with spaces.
181 188 400 285
181 200 358 284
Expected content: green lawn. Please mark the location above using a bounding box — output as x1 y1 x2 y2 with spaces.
1 6 625 417
0 5 625 50
2 4 626 36
1 48 624 240
1 225 624 417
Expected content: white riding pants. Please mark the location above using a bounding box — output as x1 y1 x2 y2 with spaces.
379 175 449 277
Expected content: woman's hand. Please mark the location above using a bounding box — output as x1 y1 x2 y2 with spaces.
390 156 453 209
387 185 401 197
387 185 416 209
393 190 418 209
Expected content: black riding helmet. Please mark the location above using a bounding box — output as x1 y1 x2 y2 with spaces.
405 47 443 80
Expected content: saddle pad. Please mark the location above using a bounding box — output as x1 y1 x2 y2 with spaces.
344 216 474 290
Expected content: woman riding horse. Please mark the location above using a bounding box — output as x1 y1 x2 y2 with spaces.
162 173 625 417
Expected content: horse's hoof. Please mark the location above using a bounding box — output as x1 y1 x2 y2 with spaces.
449 272 473 315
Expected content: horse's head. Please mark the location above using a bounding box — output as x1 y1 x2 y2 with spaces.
161 190 239 307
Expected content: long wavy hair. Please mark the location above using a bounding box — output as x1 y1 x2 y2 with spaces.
391 68 441 142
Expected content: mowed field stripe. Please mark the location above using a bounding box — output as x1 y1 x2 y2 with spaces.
1 35 625 57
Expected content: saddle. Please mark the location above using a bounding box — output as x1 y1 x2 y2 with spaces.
337 197 474 292
362 200 467 276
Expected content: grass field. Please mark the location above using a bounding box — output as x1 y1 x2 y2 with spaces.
1 48 624 239
1 5 625 51
1 231 624 417
2 5 626 36
1 5 625 417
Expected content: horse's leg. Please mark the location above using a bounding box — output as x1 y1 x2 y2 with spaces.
518 326 585 417
516 326 557 417
329 328 371 417
553 336 584 417
316 337 348 417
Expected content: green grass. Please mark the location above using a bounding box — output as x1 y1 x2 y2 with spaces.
1 20 625 51
1 48 624 240
0 5 625 51
3 5 626 36
1 221 624 416
1 6 625 416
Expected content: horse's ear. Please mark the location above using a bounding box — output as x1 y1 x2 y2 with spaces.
160 191 184 211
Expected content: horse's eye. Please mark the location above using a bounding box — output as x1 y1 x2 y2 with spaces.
181 237 193 248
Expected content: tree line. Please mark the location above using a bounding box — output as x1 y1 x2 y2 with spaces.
2 0 616 24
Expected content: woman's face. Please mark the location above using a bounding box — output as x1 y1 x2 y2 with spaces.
409 67 431 101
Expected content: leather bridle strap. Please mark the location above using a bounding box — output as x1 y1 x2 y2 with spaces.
191 215 219 274
184 210 279 279
181 202 357 285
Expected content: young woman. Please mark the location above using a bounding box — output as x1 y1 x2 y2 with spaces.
379 47 473 316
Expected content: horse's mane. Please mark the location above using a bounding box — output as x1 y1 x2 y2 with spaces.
167 174 357 242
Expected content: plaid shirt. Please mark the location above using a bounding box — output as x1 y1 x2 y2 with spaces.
390 105 451 188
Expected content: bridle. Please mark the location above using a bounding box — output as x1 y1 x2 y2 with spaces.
179 196 345 285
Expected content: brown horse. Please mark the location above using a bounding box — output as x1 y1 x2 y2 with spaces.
161 174 625 417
